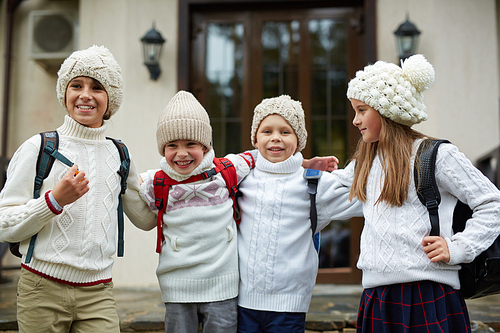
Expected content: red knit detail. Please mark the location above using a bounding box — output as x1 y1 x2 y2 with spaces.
45 191 62 215
21 264 112 286
240 152 255 168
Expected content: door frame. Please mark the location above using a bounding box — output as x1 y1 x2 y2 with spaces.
178 0 376 91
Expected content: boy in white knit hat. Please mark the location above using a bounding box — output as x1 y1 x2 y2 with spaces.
0 45 157 333
236 95 363 333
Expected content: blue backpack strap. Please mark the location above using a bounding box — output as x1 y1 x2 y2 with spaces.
106 137 130 257
303 168 323 252
26 131 61 263
34 132 60 198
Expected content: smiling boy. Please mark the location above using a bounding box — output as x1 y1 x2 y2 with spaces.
139 90 255 333
0 45 156 333
236 95 363 333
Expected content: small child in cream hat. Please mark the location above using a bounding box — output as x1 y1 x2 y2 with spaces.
139 90 256 333
0 45 157 332
236 95 363 332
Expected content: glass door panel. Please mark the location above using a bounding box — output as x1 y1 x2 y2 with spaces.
309 19 348 165
205 22 244 154
261 20 300 99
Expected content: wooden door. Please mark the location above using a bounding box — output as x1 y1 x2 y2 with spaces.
190 6 365 284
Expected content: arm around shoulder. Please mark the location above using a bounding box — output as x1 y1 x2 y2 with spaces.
315 164 363 231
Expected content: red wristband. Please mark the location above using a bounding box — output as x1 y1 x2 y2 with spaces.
45 191 63 215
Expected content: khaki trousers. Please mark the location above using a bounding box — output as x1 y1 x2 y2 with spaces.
17 268 120 333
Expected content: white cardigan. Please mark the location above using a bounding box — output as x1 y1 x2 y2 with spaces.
333 139 500 290
0 116 156 284
237 152 363 313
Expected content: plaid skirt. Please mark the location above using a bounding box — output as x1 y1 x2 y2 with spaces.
356 281 471 333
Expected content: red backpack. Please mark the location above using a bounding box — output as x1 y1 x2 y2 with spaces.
153 157 240 253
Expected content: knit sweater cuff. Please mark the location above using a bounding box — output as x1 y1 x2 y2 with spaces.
446 236 469 266
46 191 63 214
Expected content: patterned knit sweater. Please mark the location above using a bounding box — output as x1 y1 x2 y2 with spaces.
332 139 500 290
237 152 363 313
0 116 157 285
140 150 254 303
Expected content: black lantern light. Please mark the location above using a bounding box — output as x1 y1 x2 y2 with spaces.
394 16 421 62
140 22 166 80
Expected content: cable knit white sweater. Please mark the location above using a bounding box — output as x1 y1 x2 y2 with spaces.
0 116 156 285
140 150 254 303
237 152 363 313
332 139 500 290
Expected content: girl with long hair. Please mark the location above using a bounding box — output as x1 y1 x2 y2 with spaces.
335 54 500 333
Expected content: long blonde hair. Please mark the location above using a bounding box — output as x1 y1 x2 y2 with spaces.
349 114 425 207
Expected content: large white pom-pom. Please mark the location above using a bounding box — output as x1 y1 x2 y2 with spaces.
401 54 435 92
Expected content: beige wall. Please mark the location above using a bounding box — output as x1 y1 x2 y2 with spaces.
377 0 500 161
1 0 500 287
78 0 179 287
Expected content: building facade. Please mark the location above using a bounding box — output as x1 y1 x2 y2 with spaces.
0 0 499 287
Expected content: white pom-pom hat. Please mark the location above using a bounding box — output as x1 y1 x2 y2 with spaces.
347 54 435 127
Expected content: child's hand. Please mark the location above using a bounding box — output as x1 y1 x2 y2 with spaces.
303 156 339 172
422 236 450 263
51 164 89 207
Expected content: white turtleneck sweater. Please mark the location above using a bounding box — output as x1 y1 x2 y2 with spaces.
332 139 500 290
237 152 363 313
0 115 157 285
139 150 254 303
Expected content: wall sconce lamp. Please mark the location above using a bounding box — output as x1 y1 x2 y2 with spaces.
140 23 166 80
394 16 421 62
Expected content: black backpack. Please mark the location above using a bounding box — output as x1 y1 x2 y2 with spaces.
415 138 500 299
8 131 130 262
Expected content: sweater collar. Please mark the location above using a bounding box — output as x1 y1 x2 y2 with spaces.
160 149 216 182
256 151 303 174
57 115 107 141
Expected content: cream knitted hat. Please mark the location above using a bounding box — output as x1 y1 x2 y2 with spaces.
56 45 123 117
251 95 307 152
347 54 435 127
156 91 212 156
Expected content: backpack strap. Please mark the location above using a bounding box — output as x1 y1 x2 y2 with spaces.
26 131 66 263
304 168 323 252
34 132 60 198
414 139 450 236
152 170 206 253
152 158 241 253
106 137 130 257
153 170 170 253
213 158 241 224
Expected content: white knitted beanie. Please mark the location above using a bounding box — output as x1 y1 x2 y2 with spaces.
251 95 307 152
156 91 212 156
347 54 435 127
56 45 123 117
